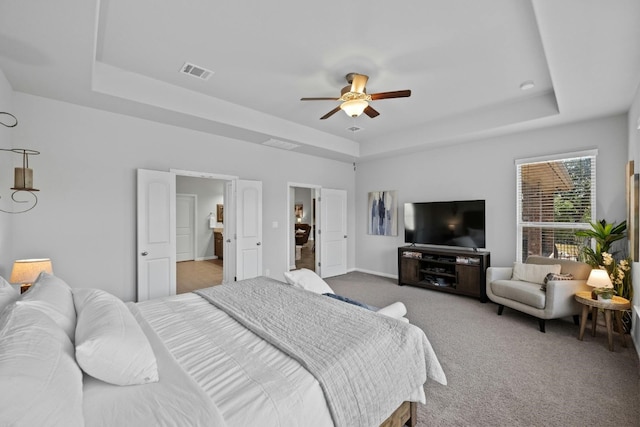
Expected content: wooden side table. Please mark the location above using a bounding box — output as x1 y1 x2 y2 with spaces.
575 291 630 351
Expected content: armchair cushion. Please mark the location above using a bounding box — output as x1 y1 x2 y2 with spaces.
490 280 546 309
525 255 591 280
512 262 561 284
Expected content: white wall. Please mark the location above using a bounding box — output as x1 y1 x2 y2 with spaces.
176 176 224 259
355 114 628 277
0 69 13 277
9 92 356 301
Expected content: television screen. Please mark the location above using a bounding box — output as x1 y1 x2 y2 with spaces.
404 200 486 248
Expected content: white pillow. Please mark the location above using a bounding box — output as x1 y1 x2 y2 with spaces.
17 272 76 341
0 275 19 314
512 262 562 285
0 304 84 427
73 288 159 386
283 268 334 294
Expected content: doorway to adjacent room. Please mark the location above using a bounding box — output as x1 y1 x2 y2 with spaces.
290 185 317 272
176 175 226 294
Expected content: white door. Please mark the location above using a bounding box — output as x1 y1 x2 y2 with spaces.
137 169 176 301
236 180 262 281
223 180 236 283
319 188 347 278
176 194 196 262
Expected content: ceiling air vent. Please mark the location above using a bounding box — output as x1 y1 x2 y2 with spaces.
346 126 363 133
180 62 213 81
262 139 299 150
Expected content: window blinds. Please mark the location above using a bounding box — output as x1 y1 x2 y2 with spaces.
516 151 596 261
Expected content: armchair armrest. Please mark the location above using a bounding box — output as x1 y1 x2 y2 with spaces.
544 279 591 317
486 267 513 284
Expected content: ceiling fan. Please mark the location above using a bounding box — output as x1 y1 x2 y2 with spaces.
301 73 411 120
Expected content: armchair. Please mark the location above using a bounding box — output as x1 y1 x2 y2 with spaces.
486 256 592 332
295 223 311 246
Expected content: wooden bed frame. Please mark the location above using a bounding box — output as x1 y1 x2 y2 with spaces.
380 401 417 427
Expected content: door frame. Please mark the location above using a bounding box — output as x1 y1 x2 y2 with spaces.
287 182 321 273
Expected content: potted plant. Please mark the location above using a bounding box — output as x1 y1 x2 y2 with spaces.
575 219 627 267
592 287 616 301
575 219 633 331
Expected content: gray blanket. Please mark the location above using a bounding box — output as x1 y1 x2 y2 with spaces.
196 277 446 427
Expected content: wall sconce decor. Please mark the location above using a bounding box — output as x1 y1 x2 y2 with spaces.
1 112 40 214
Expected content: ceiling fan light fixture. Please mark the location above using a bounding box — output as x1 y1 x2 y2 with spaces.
340 99 368 117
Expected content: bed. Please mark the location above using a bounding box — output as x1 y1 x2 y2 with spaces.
0 272 446 427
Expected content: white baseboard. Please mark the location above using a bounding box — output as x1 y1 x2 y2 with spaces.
195 256 217 261
352 267 398 280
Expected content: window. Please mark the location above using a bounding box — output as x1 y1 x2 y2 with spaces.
516 150 596 262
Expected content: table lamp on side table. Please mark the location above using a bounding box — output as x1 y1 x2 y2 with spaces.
9 258 53 293
586 268 613 300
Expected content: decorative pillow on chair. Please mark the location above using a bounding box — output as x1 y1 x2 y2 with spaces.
283 268 334 294
512 262 561 285
73 288 159 386
540 272 574 292
17 272 76 341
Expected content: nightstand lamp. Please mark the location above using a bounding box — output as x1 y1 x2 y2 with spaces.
586 268 613 300
9 258 53 293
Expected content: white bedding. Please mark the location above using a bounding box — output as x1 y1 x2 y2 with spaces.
83 287 442 427
4 273 441 427
82 296 228 427
196 277 443 426
84 293 333 427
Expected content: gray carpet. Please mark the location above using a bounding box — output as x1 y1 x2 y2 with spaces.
325 272 640 427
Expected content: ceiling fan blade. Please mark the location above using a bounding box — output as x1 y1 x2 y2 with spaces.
350 74 368 93
370 90 411 100
363 105 380 118
320 106 342 120
301 97 340 101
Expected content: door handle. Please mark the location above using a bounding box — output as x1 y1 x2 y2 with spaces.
256 242 261 246
226 239 231 243
344 235 347 238
141 251 148 256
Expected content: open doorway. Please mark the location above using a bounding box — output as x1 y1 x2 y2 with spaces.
290 185 318 272
176 175 226 293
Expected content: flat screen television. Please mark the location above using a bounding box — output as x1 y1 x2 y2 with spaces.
404 200 486 249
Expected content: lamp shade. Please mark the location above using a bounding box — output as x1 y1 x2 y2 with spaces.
586 268 613 289
340 99 368 117
9 258 53 284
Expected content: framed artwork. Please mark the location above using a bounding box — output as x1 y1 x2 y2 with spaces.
367 190 398 236
295 204 303 219
217 204 224 223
